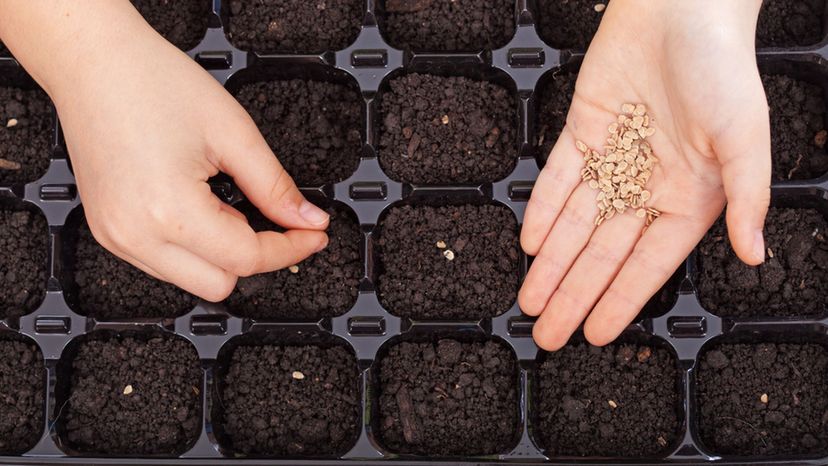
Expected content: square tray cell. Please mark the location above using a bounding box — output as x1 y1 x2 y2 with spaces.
377 202 519 320
130 0 210 51
223 0 364 53
377 0 515 52
696 207 828 319
234 78 362 187
63 215 197 320
535 70 576 164
0 337 44 455
757 0 826 48
534 340 682 458
225 202 362 320
536 0 607 51
0 85 53 185
378 73 518 184
764 73 828 181
55 332 202 455
374 337 519 456
0 203 47 319
214 338 360 456
697 341 828 456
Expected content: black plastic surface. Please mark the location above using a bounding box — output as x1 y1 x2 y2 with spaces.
0 0 827 464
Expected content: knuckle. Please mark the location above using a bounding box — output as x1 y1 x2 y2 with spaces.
555 287 592 314
583 240 625 266
559 205 591 230
203 276 237 302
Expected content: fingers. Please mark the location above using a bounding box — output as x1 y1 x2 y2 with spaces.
168 189 328 278
519 183 599 316
210 120 330 231
521 127 585 256
532 212 645 351
583 213 711 346
715 93 772 266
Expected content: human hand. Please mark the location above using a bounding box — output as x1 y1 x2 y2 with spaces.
520 0 771 350
0 0 330 301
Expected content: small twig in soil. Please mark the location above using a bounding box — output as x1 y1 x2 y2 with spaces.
787 153 804 180
396 386 422 445
0 158 21 170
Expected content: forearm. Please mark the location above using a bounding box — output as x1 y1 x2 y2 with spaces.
0 0 171 103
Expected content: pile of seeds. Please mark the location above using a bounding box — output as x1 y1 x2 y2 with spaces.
578 103 660 227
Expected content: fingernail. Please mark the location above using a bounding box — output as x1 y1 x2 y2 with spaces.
299 200 329 226
753 229 765 264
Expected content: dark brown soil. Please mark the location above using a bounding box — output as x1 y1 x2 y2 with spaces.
377 339 518 456
226 204 362 320
379 73 517 184
697 207 828 318
0 339 44 454
536 0 607 50
697 342 828 456
0 86 53 185
219 343 360 456
763 74 828 181
61 335 202 455
377 203 519 320
131 0 210 51
225 0 363 53
234 79 362 186
0 207 48 318
68 219 197 320
757 0 825 48
379 0 515 51
535 71 576 165
535 342 681 458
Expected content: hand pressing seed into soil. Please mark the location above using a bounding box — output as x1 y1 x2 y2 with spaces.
521 0 772 350
0 0 332 301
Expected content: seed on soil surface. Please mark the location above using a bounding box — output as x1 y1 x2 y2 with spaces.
441 115 450 125
443 249 455 261
579 103 660 227
0 158 21 171
816 129 828 149
123 385 133 396
5 118 17 128
593 3 606 12
291 371 305 380
608 400 618 409
637 346 652 363
760 393 769 404
288 265 299 274
436 240 447 249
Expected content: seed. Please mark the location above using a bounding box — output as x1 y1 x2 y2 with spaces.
5 118 18 128
292 371 305 380
436 240 447 249
443 250 455 261
636 209 646 218
634 104 646 116
640 190 651 201
0 158 21 171
588 180 599 189
608 400 618 409
123 385 134 396
288 265 299 274
441 115 449 125
767 248 774 258
576 140 588 152
637 346 652 362
621 103 635 114
760 393 769 404
657 436 667 447
594 3 606 12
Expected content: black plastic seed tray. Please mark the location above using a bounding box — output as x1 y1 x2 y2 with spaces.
0 0 827 464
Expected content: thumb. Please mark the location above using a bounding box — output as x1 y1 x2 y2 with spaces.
212 121 330 231
715 100 771 266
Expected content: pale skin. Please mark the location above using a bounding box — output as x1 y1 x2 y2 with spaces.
0 0 331 302
521 0 771 350
1 1 770 349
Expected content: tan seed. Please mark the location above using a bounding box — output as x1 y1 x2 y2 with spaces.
443 250 455 261
5 118 18 128
621 103 635 114
636 209 646 218
576 140 588 152
288 265 299 274
436 240 447 249
441 115 450 125
657 436 667 447
760 393 769 404
123 385 134 396
608 400 618 409
292 371 305 380
594 3 606 12
588 180 599 189
767 248 774 258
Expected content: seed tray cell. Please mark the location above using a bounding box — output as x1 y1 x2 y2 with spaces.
0 1 827 465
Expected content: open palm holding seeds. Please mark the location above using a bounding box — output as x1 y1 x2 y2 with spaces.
519 1 773 351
